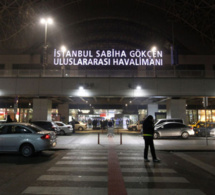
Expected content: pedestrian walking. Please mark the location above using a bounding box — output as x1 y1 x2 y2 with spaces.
142 115 160 163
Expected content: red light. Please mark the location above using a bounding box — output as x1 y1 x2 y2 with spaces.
41 134 50 139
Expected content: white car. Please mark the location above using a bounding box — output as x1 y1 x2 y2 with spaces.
74 121 87 131
128 121 143 131
54 121 73 135
210 128 215 137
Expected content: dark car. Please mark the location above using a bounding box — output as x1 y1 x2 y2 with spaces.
194 122 215 137
30 121 60 134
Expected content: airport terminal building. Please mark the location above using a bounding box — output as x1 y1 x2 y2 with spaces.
0 1 215 127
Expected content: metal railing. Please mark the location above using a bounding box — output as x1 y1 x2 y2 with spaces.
0 69 208 78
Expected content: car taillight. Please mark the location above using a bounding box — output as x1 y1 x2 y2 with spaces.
190 126 193 130
41 134 51 139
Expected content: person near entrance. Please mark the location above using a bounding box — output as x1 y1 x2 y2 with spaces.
142 115 160 163
6 115 13 123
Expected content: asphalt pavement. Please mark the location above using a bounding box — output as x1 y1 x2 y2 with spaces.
1 131 215 195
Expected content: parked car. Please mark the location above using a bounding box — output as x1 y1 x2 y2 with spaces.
210 129 215 137
54 121 73 135
0 123 57 157
154 122 194 139
30 121 60 134
128 121 143 131
194 122 215 137
189 120 206 129
74 121 87 131
155 118 184 126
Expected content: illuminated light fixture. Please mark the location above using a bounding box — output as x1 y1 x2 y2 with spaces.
151 46 157 52
79 86 84 90
81 110 90 114
129 101 132 103
40 17 53 24
125 104 128 107
136 85 141 90
61 45 67 53
86 101 88 103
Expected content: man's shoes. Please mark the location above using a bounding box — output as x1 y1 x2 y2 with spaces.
153 159 161 163
144 159 150 162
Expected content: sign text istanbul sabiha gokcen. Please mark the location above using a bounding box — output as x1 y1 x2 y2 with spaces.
53 49 163 66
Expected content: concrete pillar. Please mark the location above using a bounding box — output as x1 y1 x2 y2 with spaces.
147 103 158 119
58 103 69 124
32 99 52 121
166 99 187 124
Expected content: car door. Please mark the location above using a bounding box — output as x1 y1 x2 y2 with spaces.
75 121 80 130
1 125 21 151
0 125 8 151
158 124 174 137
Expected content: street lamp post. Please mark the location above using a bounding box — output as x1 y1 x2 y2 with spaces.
40 18 53 73
61 45 67 77
151 46 157 77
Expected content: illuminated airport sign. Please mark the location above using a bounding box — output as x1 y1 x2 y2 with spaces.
53 49 163 66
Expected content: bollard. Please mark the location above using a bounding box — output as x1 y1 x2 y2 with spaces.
98 133 100 144
120 133 122 145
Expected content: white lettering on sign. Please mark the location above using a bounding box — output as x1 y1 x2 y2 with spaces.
53 49 163 66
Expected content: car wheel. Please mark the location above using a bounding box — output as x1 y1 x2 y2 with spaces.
79 127 84 131
60 130 65 135
20 144 34 157
181 132 189 139
132 127 137 131
154 132 160 139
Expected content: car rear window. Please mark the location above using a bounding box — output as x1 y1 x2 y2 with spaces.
27 124 44 132
32 122 52 130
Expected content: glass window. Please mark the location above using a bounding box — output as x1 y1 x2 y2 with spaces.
164 123 183 129
15 126 31 134
56 122 63 126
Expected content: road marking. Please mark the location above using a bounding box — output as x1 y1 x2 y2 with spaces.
108 136 127 195
174 153 215 176
48 167 108 172
118 157 144 160
121 168 176 173
56 161 107 165
62 156 108 160
22 187 107 195
126 188 205 195
38 175 108 182
124 176 189 183
120 161 149 165
67 152 108 155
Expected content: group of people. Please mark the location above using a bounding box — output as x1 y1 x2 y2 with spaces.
92 119 114 130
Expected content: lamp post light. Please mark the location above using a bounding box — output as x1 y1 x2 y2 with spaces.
40 17 53 72
151 46 157 77
61 45 67 77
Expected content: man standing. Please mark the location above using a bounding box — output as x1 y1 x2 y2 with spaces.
142 115 160 163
